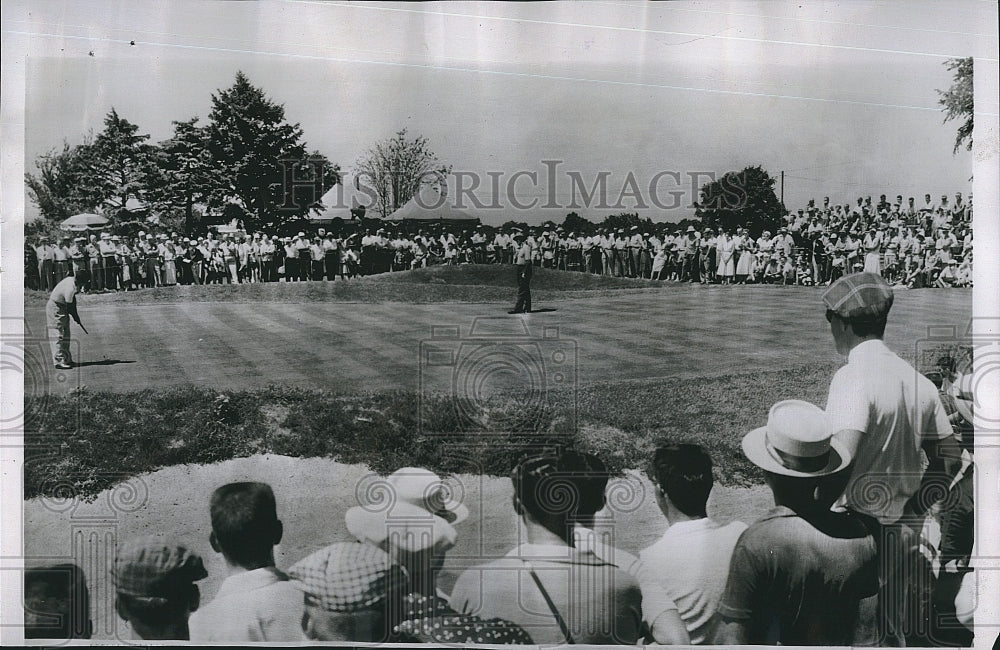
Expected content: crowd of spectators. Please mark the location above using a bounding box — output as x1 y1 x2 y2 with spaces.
27 324 975 645
27 191 971 293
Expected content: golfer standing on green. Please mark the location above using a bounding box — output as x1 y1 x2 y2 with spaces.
508 232 533 314
46 270 89 369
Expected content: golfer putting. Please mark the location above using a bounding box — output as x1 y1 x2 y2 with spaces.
46 270 89 369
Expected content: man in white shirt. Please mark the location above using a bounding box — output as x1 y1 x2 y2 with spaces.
450 452 645 645
641 444 747 644
189 482 304 642
822 272 961 645
46 271 89 369
509 232 533 314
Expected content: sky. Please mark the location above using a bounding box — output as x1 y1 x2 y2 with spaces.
9 1 999 226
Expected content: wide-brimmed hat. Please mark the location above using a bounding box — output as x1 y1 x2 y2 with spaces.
345 468 468 554
686 225 696 233
742 400 851 477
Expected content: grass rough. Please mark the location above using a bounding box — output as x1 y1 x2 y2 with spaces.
25 359 855 501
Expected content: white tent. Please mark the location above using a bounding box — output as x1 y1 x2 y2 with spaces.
384 185 479 223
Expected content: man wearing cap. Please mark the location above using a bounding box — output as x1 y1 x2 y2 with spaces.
821 272 961 644
140 235 159 288
112 536 207 640
35 237 57 292
716 400 878 645
288 541 407 642
68 237 86 277
99 232 119 291
53 237 71 283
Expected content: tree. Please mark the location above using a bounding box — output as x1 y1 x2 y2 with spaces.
145 117 215 235
562 211 594 234
88 108 154 219
206 71 340 232
355 129 450 217
600 212 653 232
938 57 973 154
695 166 785 238
25 139 101 221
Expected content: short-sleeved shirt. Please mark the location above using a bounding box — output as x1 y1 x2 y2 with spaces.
449 543 643 645
717 507 878 646
826 339 953 524
639 518 747 644
188 567 304 642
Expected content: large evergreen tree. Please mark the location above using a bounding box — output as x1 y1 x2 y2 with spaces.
695 166 785 237
145 117 215 235
206 71 340 231
88 108 154 219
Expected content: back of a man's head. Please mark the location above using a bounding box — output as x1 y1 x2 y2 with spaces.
24 563 92 640
652 444 713 518
561 450 610 521
210 482 280 568
512 450 607 537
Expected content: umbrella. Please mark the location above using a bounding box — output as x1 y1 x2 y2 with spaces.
60 213 108 231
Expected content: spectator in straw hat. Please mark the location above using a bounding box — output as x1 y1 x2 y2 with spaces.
716 400 878 645
345 467 467 595
112 536 207 640
343 468 536 644
288 541 407 642
821 271 961 645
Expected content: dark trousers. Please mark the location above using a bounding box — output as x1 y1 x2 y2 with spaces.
285 257 298 281
299 251 312 281
587 250 602 274
39 260 54 292
90 258 104 291
513 264 532 313
261 260 275 282
103 257 118 290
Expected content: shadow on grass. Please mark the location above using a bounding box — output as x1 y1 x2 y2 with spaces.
75 359 137 367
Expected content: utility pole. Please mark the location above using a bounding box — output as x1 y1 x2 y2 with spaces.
780 170 785 205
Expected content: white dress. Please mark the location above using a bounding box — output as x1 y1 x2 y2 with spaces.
717 237 736 276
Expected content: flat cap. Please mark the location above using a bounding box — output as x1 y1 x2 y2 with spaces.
288 542 408 613
823 272 893 321
112 536 206 601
